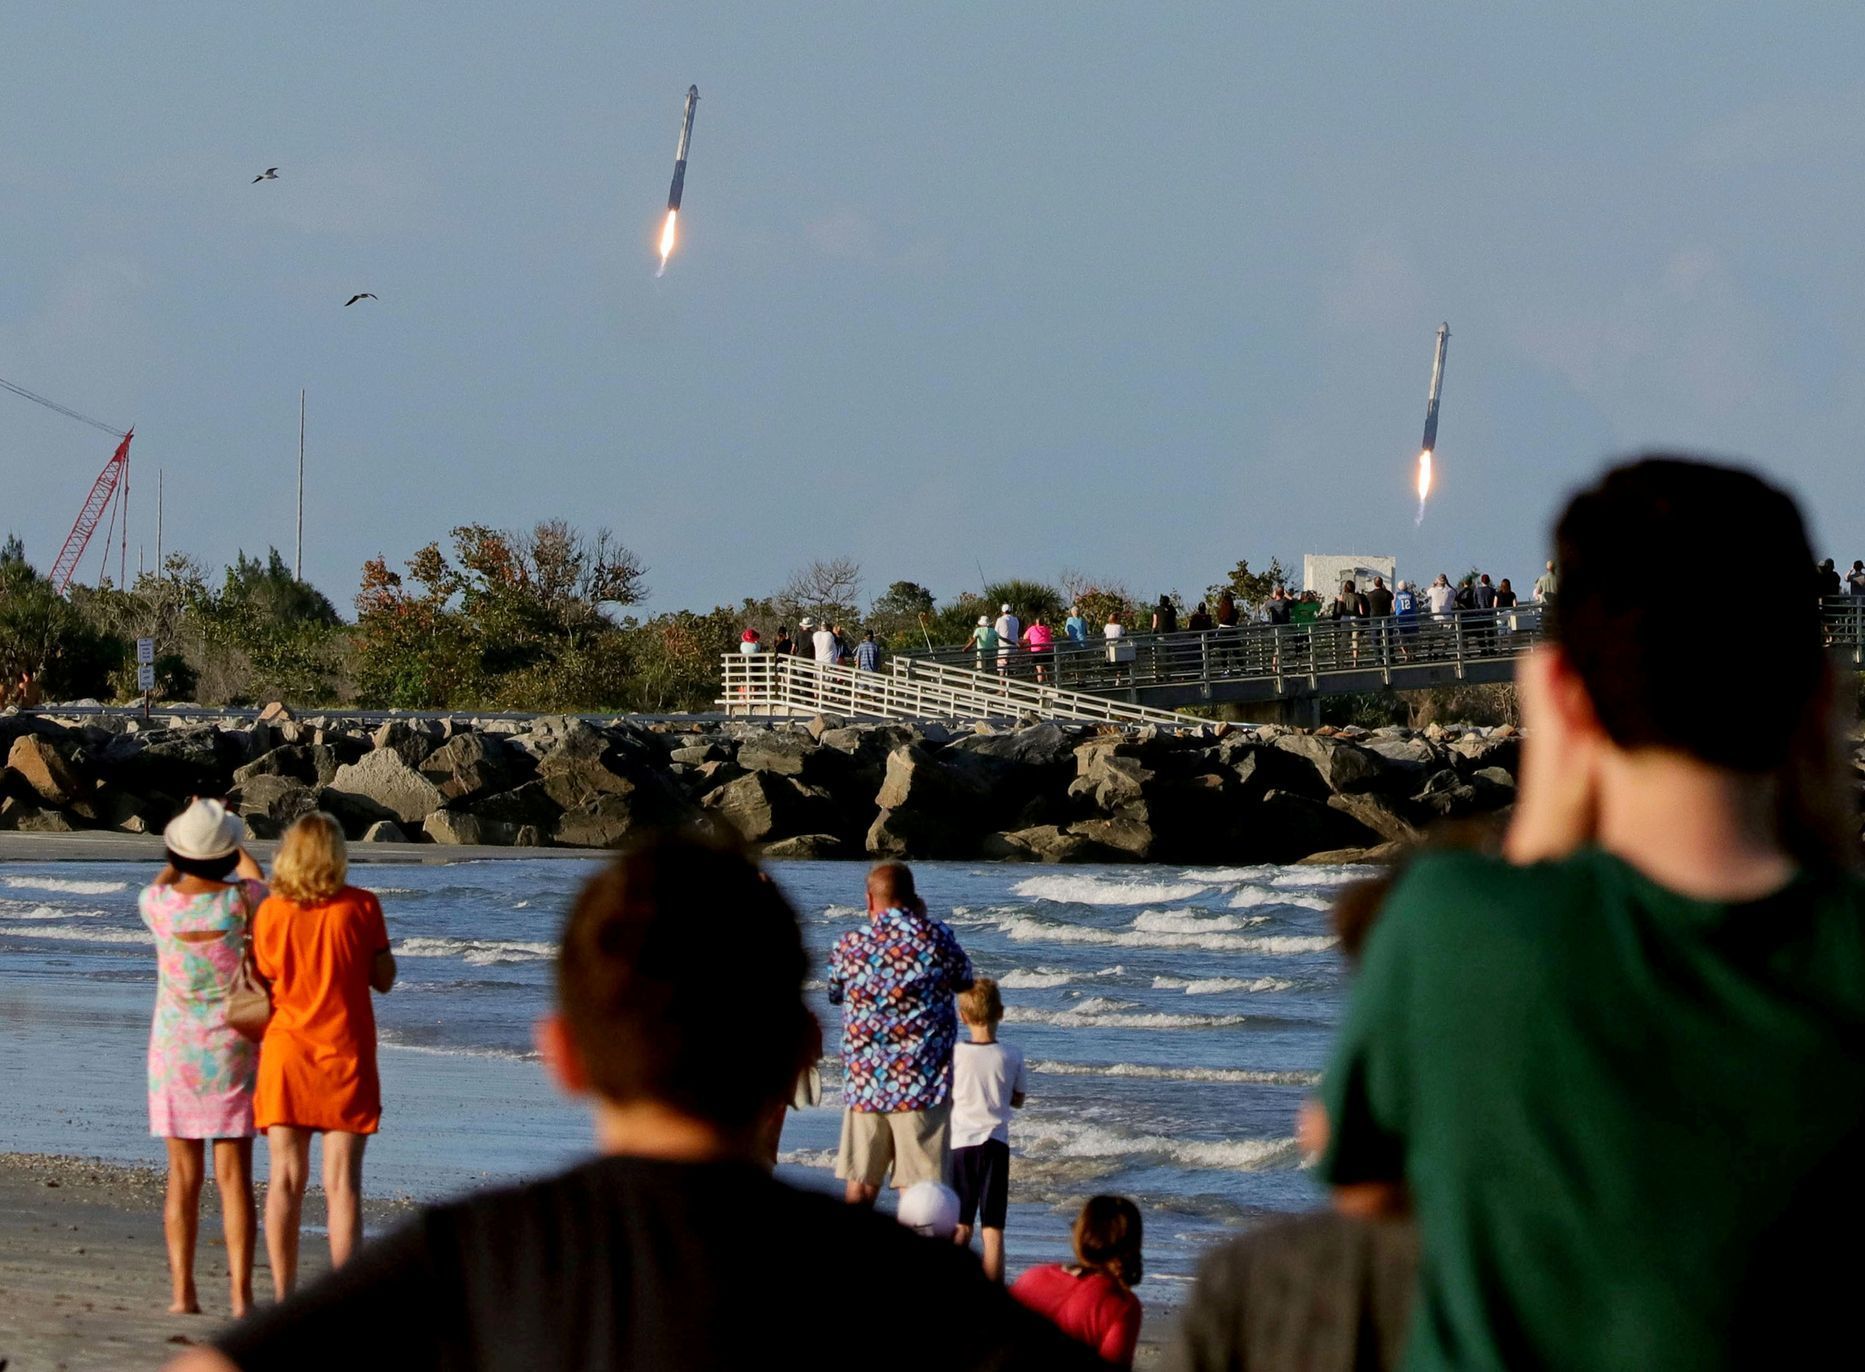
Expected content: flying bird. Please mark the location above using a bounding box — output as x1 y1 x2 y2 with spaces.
252 167 279 183
344 293 377 307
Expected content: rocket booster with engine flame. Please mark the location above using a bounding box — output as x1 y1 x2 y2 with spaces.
667 85 698 212
1420 321 1449 454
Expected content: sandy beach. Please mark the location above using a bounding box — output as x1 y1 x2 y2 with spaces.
0 1152 413 1371
0 1150 1170 1369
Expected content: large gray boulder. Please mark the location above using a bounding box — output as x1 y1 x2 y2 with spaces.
875 743 992 813
228 775 320 838
1325 792 1423 845
1068 815 1155 860
736 730 820 779
760 833 854 860
555 794 656 848
865 806 978 859
327 750 445 826
372 720 441 768
1271 734 1394 796
987 824 1100 864
6 734 84 808
419 733 527 802
703 772 838 844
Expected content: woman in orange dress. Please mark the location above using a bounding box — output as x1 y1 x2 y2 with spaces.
252 812 396 1298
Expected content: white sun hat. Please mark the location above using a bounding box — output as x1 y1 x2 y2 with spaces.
896 1181 960 1239
977 615 991 627
164 798 241 860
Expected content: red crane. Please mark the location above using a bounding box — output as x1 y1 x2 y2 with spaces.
0 373 133 593
49 430 133 593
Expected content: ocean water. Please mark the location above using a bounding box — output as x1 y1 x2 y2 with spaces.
0 859 1358 1308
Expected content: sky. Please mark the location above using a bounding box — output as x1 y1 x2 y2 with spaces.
4 4 1865 617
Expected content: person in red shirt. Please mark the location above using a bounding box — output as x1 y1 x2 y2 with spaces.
1011 1195 1144 1368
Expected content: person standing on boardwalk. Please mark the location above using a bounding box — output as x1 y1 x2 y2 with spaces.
1314 456 1865 1370
993 603 1021 677
772 624 795 656
1533 560 1558 603
1064 604 1088 646
253 813 396 1298
964 615 999 673
1151 595 1178 634
829 861 974 1206
854 629 881 672
142 799 266 1318
1023 614 1055 682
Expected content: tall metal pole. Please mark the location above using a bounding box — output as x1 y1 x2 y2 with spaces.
295 388 305 580
120 441 129 587
156 469 163 573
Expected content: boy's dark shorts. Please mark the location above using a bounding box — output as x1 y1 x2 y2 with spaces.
952 1138 1010 1229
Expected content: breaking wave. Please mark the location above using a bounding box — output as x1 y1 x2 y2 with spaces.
2 876 130 896
1031 1060 1319 1086
1152 976 1296 995
1012 875 1213 906
1006 1006 1250 1030
1017 1118 1301 1173
0 923 150 945
1131 910 1267 934
997 968 1074 989
1227 887 1332 911
395 935 554 966
999 915 1335 955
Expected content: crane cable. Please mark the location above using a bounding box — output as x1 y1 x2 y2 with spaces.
0 373 129 438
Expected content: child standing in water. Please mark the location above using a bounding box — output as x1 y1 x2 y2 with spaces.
950 977 1026 1282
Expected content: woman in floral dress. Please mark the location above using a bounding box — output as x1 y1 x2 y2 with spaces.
141 798 266 1317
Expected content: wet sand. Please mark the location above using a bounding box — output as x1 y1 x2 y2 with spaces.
0 1152 413 1371
0 1150 1171 1368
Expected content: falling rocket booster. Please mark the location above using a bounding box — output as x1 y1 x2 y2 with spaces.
657 86 698 274
667 85 698 211
1420 321 1449 454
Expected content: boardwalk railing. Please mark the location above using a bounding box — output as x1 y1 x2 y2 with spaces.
724 600 1865 723
718 650 1202 727
900 604 1553 699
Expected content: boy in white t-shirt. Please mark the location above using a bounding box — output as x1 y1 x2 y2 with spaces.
949 977 1027 1282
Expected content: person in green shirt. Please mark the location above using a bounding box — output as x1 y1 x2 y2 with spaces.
1317 455 1862 1371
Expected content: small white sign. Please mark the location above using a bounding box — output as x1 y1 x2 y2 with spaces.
136 663 156 692
135 637 155 665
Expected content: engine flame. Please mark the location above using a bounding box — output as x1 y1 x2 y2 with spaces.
1414 448 1433 526
656 209 678 276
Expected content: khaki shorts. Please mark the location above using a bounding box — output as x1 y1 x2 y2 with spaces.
835 1103 952 1188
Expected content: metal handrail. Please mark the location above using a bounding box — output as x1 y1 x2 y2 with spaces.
718 651 1201 727
893 602 1551 695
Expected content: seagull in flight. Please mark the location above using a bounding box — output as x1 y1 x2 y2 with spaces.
344 293 378 307
252 167 279 183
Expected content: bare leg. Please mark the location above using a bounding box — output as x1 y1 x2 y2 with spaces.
213 1138 256 1317
322 1131 369 1268
163 1138 205 1314
264 1125 312 1300
844 1179 880 1206
981 1226 1006 1283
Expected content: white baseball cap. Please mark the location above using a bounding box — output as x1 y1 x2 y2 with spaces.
896 1181 960 1239
164 798 241 861
1000 603 1011 612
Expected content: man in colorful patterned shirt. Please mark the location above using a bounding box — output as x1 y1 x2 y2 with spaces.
829 861 974 1206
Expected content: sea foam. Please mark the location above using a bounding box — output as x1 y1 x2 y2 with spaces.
2 876 130 896
396 935 554 966
1031 1060 1319 1086
1012 875 1213 906
998 915 1336 955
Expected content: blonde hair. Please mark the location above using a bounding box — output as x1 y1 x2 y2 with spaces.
957 976 1003 1027
272 812 349 905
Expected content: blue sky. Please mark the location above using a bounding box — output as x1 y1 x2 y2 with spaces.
4 4 1862 615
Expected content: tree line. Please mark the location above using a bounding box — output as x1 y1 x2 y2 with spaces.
0 522 1292 713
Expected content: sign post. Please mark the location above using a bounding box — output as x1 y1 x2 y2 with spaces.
136 638 155 722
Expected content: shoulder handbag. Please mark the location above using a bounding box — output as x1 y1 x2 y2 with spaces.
225 892 274 1042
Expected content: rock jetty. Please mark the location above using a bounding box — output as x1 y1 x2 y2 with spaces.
0 707 1526 864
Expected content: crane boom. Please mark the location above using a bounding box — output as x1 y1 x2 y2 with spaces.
50 431 132 593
